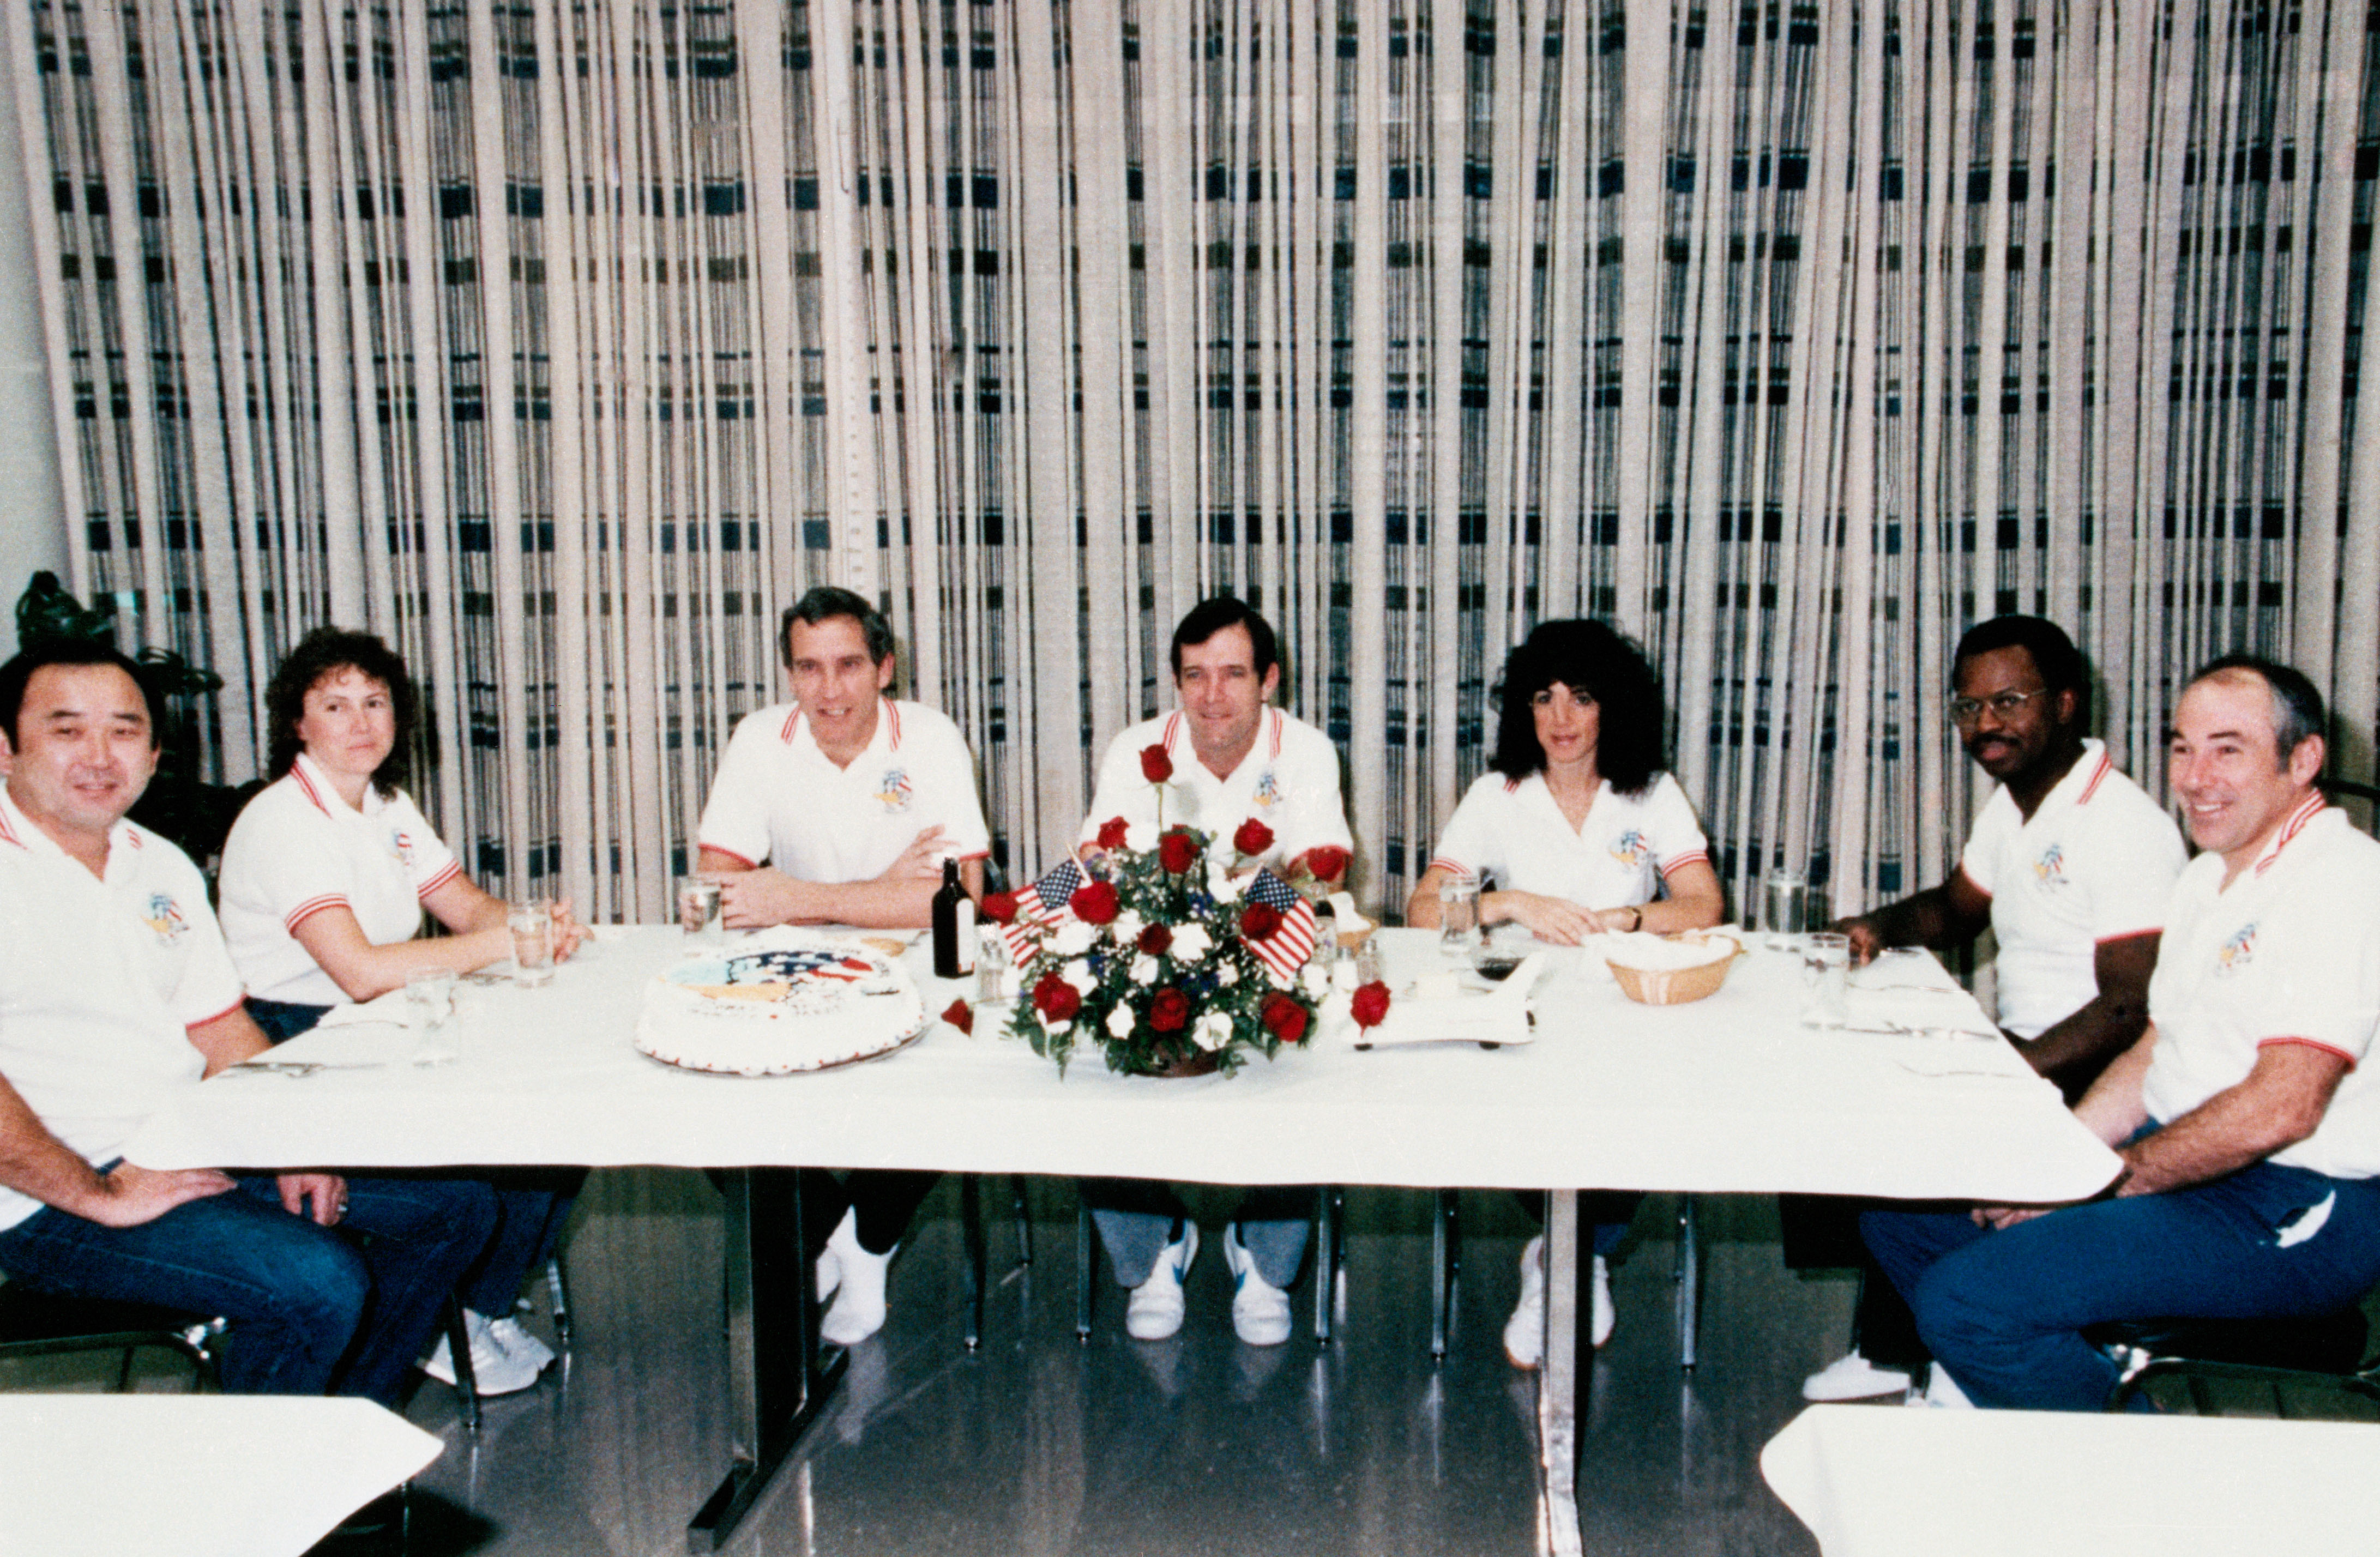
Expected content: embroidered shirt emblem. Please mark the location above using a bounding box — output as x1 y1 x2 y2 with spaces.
2214 923 2257 976
2032 844 2069 888
388 828 416 869
142 892 189 943
875 768 914 813
1610 829 1650 868
1254 771 1283 808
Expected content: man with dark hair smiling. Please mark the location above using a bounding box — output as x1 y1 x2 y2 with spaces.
1798 615 2185 1403
1076 596 1353 1347
1861 654 2380 1410
0 639 495 1404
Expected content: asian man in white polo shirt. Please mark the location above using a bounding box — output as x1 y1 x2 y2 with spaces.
694 586 993 1347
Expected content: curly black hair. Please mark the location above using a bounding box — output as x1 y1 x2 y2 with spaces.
1487 618 1668 797
264 627 421 798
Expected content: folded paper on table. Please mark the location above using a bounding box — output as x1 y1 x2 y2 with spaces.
1349 952 1546 1047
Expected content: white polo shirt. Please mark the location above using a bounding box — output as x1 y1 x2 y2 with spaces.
1080 708 1353 868
1427 770 1711 909
2142 799 2380 1179
216 753 465 1007
1957 740 2186 1039
698 698 991 882
0 786 243 1231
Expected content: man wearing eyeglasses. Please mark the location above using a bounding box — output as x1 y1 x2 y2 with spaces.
1795 615 2186 1404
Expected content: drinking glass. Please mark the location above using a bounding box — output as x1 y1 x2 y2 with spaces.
677 876 725 945
1763 867 1807 951
405 967 460 1067
509 901 556 988
1801 931 1851 1028
974 925 1015 1005
1438 878 1481 957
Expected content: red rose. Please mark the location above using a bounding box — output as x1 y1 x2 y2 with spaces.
1070 879 1120 925
1302 844 1350 884
1158 829 1199 873
1239 901 1284 941
1351 980 1391 1029
1140 743 1174 783
1032 971 1082 1023
981 890 1020 925
1148 986 1191 1033
1095 816 1130 850
1233 818 1275 856
1261 992 1310 1044
1137 923 1173 956
941 999 974 1035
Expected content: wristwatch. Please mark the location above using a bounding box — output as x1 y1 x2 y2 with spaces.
1624 906 1643 932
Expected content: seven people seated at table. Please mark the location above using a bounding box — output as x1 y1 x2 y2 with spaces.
0 598 2373 1411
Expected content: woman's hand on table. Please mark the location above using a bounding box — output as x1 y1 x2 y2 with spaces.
1485 891 1608 946
548 897 589 962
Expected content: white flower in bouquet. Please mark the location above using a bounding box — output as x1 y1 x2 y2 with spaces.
1052 919 1098 957
1106 1004 1136 1039
1130 953 1160 986
1301 963 1330 1000
1194 1011 1233 1051
1038 1015 1073 1037
1215 961 1240 988
1125 820 1158 853
1171 924 1213 962
1205 861 1244 904
1112 909 1146 946
1062 958 1095 993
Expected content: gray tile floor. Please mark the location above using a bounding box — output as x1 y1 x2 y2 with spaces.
383 1173 1843 1556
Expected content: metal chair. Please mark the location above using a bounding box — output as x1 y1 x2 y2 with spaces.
2093 1308 2377 1414
957 1173 1034 1350
0 1282 225 1392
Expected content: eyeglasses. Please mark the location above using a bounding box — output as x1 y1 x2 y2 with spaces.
1948 688 2050 726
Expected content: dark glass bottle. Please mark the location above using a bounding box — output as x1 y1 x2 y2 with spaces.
932 858 974 978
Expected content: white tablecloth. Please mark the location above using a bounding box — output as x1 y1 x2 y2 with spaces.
0 1393 441 1557
126 929 2119 1202
1762 1403 2380 1556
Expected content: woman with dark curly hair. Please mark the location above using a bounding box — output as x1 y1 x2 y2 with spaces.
1407 618 1724 942
1405 618 1725 1367
218 626 585 1396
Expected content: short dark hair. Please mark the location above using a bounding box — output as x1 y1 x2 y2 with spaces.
1953 615 2089 723
264 627 420 796
0 638 167 749
2187 653 2326 765
780 586 896 671
1489 619 1667 797
1170 596 1280 680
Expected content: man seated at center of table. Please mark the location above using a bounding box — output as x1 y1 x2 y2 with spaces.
1077 595 1354 1348
0 639 495 1404
1863 655 2380 1411
695 585 991 1347
1793 615 2185 1404
1405 618 1725 1365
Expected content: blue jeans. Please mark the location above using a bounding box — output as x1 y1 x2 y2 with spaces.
1086 1180 1313 1289
0 1171 496 1405
1863 1145 2380 1411
248 995 583 1317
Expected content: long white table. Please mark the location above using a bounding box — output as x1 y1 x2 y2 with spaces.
1762 1403 2380 1556
126 927 2121 1553
0 1394 441 1556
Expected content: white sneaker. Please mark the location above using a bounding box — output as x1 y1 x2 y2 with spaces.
1124 1221 1200 1341
485 1313 557 1373
421 1309 544 1395
820 1212 895 1347
1503 1240 1612 1367
1503 1236 1547 1368
1803 1349 1911 1401
1221 1224 1292 1347
1906 1364 1975 1408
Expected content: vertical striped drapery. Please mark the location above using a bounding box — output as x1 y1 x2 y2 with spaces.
14 0 2378 924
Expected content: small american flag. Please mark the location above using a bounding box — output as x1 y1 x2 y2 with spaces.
1240 870 1318 987
999 857 1084 962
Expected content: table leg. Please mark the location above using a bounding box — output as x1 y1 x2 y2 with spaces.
1538 1189 1583 1557
688 1167 848 1552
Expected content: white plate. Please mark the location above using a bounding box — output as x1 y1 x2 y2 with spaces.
634 1016 929 1077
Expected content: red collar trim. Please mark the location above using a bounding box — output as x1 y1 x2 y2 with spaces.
882 699 902 752
288 759 335 818
0 801 21 849
1162 711 1183 753
1267 709 1282 760
2075 749 2113 805
780 707 803 744
2254 793 2330 876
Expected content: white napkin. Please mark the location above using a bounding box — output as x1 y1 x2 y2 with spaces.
1324 892 1373 935
1596 927 1743 971
1347 952 1546 1048
316 988 415 1030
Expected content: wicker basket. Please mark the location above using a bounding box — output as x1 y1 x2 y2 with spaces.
1606 934 1745 1005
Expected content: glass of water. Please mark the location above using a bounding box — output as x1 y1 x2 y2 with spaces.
677 876 724 945
1438 878 1481 957
1763 867 1807 951
405 967 460 1067
1801 931 1851 1028
509 901 555 987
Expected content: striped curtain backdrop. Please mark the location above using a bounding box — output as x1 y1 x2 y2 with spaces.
11 0 2377 926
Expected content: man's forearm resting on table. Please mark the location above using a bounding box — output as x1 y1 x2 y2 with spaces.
2020 932 2160 1097
1849 876 1990 955
701 848 986 930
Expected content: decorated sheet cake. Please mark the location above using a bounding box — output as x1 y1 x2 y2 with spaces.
634 929 929 1075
